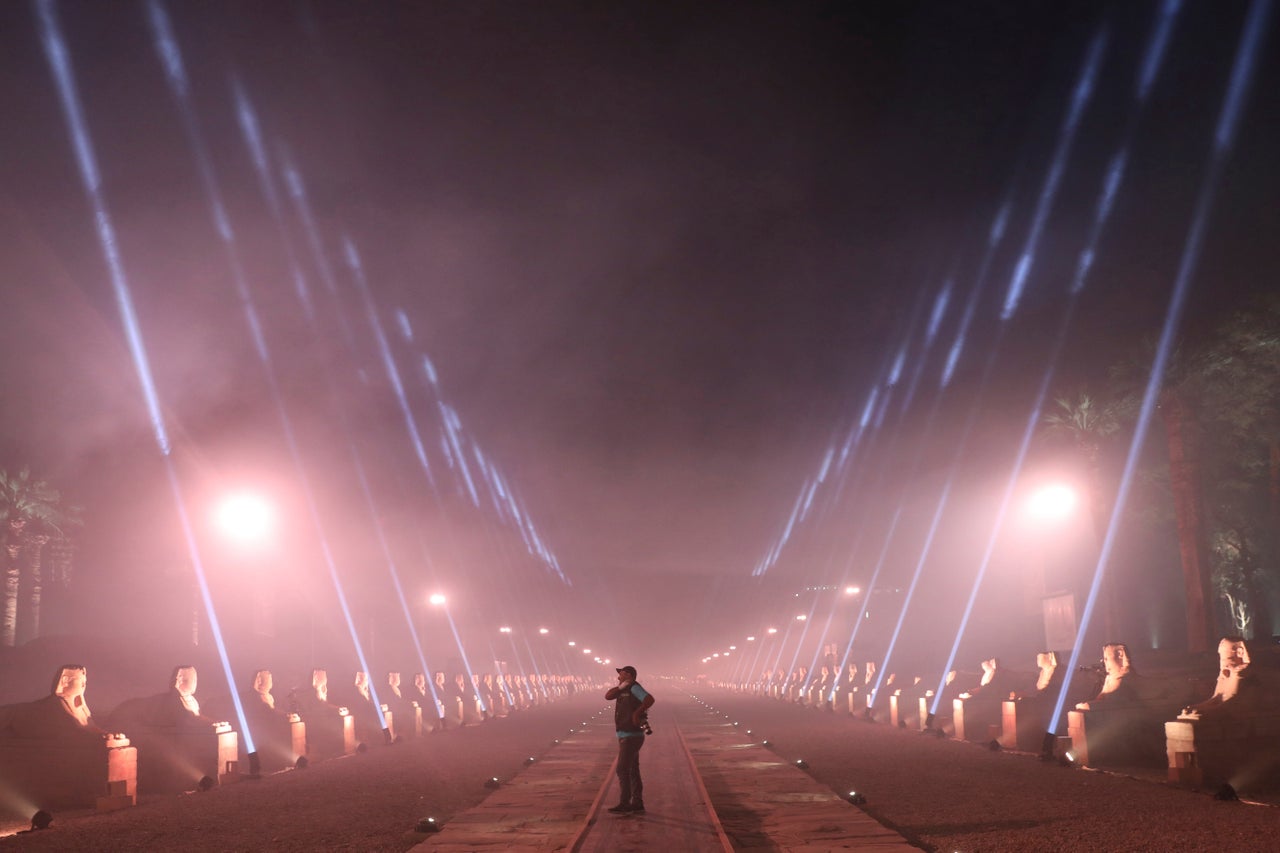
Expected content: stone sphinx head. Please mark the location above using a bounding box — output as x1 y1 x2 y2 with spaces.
1036 652 1058 692
1219 636 1249 673
1212 636 1250 701
387 672 402 697
174 665 198 696
173 665 201 714
865 662 876 684
1100 643 1131 694
313 669 329 702
354 671 370 700
253 670 275 708
54 664 92 725
434 671 446 688
414 673 427 695
979 659 998 687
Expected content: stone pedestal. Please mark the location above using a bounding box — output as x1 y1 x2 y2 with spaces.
953 697 1001 743
1069 705 1168 768
304 711 355 761
1165 714 1280 789
244 712 305 772
1067 710 1090 766
129 724 238 793
1002 699 1054 751
0 734 136 810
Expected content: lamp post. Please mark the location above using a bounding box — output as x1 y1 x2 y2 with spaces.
212 491 277 641
1025 483 1082 649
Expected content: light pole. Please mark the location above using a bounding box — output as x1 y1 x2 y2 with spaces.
212 491 277 641
1025 482 1081 649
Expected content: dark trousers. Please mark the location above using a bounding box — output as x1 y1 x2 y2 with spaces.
616 734 646 806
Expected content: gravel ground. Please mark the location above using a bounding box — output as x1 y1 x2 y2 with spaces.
0 693 609 852
694 688 1280 852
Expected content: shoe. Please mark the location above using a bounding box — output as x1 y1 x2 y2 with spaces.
607 804 633 814
631 803 645 814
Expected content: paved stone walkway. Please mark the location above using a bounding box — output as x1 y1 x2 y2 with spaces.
413 694 916 851
680 697 916 851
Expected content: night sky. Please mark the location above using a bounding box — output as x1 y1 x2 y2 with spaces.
1 1 1276 677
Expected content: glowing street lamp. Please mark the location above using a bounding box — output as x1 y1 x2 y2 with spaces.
845 586 862 596
1026 483 1078 521
213 492 275 548
538 627 550 635
429 593 447 606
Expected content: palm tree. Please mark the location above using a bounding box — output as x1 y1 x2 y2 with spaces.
0 468 79 646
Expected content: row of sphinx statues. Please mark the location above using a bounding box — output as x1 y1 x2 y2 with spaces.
720 637 1271 721
0 662 601 811
711 636 1280 787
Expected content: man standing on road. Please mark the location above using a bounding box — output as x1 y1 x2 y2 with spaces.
604 665 655 814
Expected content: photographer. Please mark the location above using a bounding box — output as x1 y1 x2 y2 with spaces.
603 665 655 814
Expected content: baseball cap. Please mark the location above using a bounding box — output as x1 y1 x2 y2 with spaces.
616 665 637 678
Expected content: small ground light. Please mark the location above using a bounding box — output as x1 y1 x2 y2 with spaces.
31 810 53 831
794 759 808 769
762 739 772 748
987 739 1001 752
415 817 440 833
197 776 215 792
484 777 501 789
524 756 536 766
1063 750 1077 763
746 729 752 735
1214 784 1239 801
846 791 867 805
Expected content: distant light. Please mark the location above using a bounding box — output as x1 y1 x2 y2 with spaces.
429 593 447 606
1027 483 1077 521
796 614 807 621
729 645 737 651
713 653 720 658
582 649 591 654
767 627 778 634
213 493 274 546
539 627 549 635
499 626 512 633
568 641 576 647
414 816 439 834
746 636 756 642
845 586 861 596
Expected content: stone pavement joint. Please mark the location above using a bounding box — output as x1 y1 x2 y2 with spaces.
413 696 916 850
677 698 918 851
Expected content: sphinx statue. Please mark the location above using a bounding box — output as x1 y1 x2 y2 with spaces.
1035 652 1061 693
107 665 218 731
1180 637 1257 718
1076 643 1135 710
251 670 276 711
0 665 106 739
